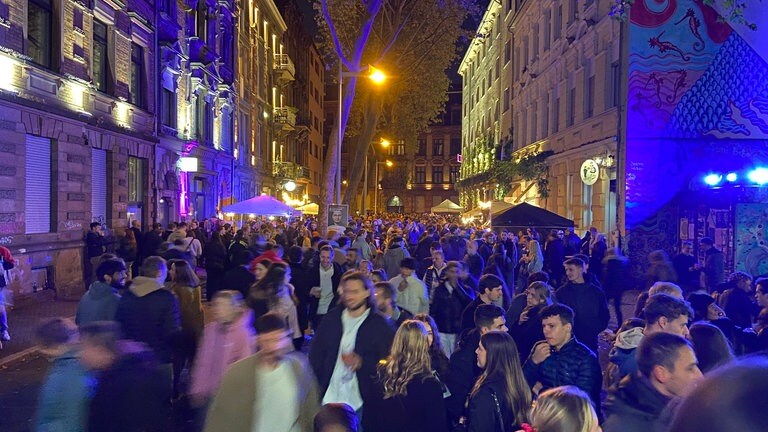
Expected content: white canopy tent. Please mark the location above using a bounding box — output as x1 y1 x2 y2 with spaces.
431 199 463 214
222 194 297 217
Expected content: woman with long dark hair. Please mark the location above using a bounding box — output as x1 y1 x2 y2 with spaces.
468 331 531 431
247 262 301 342
413 313 450 379
203 230 228 301
367 320 448 432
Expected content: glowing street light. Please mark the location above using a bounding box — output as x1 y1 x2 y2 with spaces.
368 65 387 85
380 138 391 148
385 160 393 167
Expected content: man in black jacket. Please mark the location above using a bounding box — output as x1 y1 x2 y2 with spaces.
114 256 180 368
85 222 107 288
309 272 394 427
555 257 609 353
446 304 507 425
523 304 602 418
308 246 343 330
373 282 413 330
222 250 255 299
602 332 703 432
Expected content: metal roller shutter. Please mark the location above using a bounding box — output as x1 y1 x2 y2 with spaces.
25 134 52 234
91 148 107 224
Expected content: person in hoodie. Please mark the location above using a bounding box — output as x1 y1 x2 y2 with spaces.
35 318 93 432
79 321 171 432
382 237 411 281
554 257 609 354
190 290 254 425
602 332 702 432
601 247 630 328
114 255 180 381
76 259 125 325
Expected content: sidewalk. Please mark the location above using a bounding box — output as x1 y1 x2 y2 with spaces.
0 290 79 366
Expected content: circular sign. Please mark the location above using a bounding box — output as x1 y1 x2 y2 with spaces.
580 159 600 185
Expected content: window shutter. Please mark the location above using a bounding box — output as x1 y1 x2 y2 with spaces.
92 148 107 223
25 135 51 234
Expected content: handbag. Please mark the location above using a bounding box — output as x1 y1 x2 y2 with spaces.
491 390 506 432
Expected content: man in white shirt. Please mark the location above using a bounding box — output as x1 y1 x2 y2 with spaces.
309 272 394 428
309 246 342 331
388 257 429 315
204 313 320 432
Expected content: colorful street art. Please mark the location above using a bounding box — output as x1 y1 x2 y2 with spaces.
624 0 768 277
735 203 768 277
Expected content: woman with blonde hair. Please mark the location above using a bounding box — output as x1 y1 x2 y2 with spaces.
468 331 531 431
509 282 554 363
518 386 601 432
366 320 448 432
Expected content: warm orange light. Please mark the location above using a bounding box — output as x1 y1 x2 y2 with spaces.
369 65 386 84
385 160 393 167
380 138 391 148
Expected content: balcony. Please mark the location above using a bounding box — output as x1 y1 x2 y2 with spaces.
271 161 311 180
274 54 296 82
274 106 297 131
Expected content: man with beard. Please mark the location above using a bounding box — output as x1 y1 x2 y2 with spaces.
75 259 125 325
309 272 394 428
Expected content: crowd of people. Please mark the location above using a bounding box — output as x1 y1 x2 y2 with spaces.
25 213 768 431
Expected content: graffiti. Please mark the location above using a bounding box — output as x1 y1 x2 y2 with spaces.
62 220 83 231
667 70 689 103
0 236 11 245
649 32 691 61
645 72 665 107
675 8 705 51
92 215 106 225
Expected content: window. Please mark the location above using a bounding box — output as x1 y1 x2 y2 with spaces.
554 96 560 132
417 139 426 156
161 87 176 127
504 40 511 64
450 165 460 183
432 166 444 184
204 99 214 144
432 139 444 157
567 86 576 126
415 166 426 184
196 1 207 40
25 135 52 234
129 43 145 108
28 0 53 68
128 157 145 204
544 10 551 51
503 88 510 112
585 74 595 118
450 138 461 155
569 0 578 23
554 5 562 39
396 143 405 156
609 62 621 108
92 20 111 93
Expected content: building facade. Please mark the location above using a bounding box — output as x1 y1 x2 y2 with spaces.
0 0 156 297
459 0 620 234
379 88 462 214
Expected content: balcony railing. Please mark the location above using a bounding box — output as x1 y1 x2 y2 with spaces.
274 106 297 131
271 161 311 180
274 54 295 81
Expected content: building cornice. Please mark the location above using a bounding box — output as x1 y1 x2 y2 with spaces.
458 0 502 76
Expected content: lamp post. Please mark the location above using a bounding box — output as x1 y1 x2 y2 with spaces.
362 138 391 215
335 65 387 204
373 159 393 213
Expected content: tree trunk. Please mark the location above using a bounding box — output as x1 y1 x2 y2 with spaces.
342 98 382 209
319 76 359 235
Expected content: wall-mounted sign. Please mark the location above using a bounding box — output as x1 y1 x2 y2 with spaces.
179 157 199 172
580 159 600 185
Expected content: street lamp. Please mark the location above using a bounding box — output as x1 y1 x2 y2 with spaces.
336 64 387 204
373 160 394 214
362 139 393 215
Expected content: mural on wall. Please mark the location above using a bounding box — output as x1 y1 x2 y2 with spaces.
624 0 768 276
735 203 768 277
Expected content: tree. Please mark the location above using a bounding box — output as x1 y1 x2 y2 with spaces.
314 0 477 230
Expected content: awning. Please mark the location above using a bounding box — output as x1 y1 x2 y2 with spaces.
222 194 297 216
431 199 463 214
492 202 574 229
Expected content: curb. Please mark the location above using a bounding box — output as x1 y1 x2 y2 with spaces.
0 346 40 368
